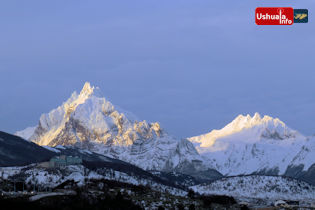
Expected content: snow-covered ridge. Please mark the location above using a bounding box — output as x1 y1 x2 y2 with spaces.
188 113 313 176
191 175 315 202
189 113 300 148
17 82 203 172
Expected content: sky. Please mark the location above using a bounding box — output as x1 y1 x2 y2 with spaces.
1 0 315 138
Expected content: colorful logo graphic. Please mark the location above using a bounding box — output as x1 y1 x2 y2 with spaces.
256 7 309 25
256 7 294 25
294 9 308 23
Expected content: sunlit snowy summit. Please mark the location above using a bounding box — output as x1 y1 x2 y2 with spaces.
188 113 314 176
17 82 203 172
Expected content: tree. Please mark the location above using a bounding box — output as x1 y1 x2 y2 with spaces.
189 204 195 210
188 189 195 198
177 203 184 210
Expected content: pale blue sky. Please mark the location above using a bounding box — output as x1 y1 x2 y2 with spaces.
1 0 315 137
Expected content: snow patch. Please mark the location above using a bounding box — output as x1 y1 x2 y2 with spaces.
43 146 60 153
15 126 36 140
55 145 66 150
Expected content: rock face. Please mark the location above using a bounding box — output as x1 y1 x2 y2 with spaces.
17 82 205 173
188 113 315 178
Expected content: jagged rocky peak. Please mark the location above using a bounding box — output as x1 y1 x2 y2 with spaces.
227 112 284 131
80 81 94 96
228 112 298 139
16 82 203 173
18 82 164 147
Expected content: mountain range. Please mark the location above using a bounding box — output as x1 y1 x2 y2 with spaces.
16 82 315 184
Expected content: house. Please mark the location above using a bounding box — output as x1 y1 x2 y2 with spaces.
274 200 288 207
38 155 82 168
191 159 203 169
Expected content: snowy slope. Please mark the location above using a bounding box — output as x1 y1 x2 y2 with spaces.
1 165 186 196
188 113 313 176
191 175 315 201
290 136 315 170
17 82 203 173
15 126 36 140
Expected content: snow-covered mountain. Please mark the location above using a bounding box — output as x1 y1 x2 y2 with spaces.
188 113 315 177
17 82 204 173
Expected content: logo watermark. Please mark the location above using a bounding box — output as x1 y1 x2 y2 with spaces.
256 8 308 25
256 7 294 25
